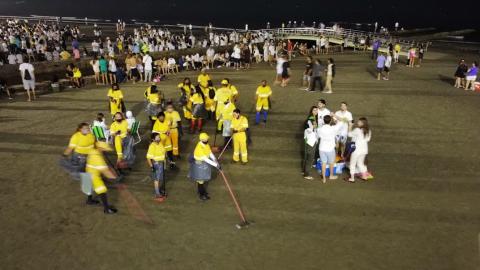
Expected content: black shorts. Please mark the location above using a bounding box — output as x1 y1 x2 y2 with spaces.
384 67 390 72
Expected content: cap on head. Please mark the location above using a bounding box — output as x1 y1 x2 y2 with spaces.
199 133 209 141
221 79 228 85
126 111 133 118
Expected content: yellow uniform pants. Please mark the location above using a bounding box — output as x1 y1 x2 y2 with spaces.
256 98 269 111
114 136 123 160
162 133 173 152
92 174 107 195
233 132 248 162
183 102 192 120
169 129 179 156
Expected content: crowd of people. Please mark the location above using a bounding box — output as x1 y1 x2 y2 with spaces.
61 66 274 211
302 99 372 183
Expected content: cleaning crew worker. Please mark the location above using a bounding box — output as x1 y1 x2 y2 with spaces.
110 112 129 163
146 133 167 202
189 86 205 133
189 133 220 201
226 78 239 102
107 83 124 116
231 109 249 164
214 79 234 131
145 84 162 126
86 141 118 214
153 112 175 168
164 102 182 158
63 123 96 189
217 99 236 149
255 80 272 125
178 78 193 121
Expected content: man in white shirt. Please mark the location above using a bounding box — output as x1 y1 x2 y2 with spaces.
317 99 331 127
334 102 353 156
91 40 99 57
19 59 36 101
143 52 153 82
206 47 215 69
318 115 341 183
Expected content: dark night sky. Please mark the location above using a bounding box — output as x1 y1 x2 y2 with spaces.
0 0 479 29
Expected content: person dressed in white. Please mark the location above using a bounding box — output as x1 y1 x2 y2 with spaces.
93 113 111 143
125 111 136 130
384 53 392 80
318 115 342 183
347 117 372 182
19 60 36 101
317 99 331 127
334 102 353 156
143 52 153 82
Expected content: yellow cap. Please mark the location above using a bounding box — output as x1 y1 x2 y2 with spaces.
221 79 228 85
95 141 113 151
199 133 209 141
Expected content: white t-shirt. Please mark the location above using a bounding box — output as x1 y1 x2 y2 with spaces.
276 58 285 74
334 110 353 136
385 56 392 68
19 63 35 81
319 124 342 152
108 60 117 72
348 128 371 155
8 54 16 64
317 108 331 126
143 55 153 70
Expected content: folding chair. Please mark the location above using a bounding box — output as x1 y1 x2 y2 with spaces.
130 120 141 145
91 125 106 141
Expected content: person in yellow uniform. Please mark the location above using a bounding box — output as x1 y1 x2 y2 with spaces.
197 68 211 89
226 78 239 102
204 81 216 119
153 112 175 168
146 133 167 201
217 99 236 149
214 79 234 131
72 66 82 88
85 141 118 214
231 109 249 164
188 133 220 201
107 83 125 116
164 102 182 158
178 78 193 121
145 84 162 126
110 112 129 164
189 86 205 133
62 123 95 187
255 80 273 125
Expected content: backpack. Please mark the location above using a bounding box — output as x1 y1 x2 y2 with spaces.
208 87 215 99
24 69 32 80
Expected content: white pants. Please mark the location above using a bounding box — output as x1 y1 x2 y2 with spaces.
144 70 152 82
350 152 368 176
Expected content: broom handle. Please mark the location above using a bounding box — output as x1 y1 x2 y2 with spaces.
219 170 247 223
217 136 233 160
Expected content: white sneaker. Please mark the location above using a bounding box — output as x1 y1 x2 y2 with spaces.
329 175 338 180
324 91 332 94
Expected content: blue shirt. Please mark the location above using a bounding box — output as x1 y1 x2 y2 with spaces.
376 55 386 68
467 67 478 76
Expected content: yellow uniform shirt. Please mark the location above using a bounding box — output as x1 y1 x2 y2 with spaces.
165 111 181 129
178 83 192 96
190 93 204 105
219 103 236 121
68 132 95 155
256 85 272 98
229 85 238 98
146 142 166 161
147 93 161 104
214 87 233 103
231 115 249 133
110 120 129 138
108 89 124 100
193 141 212 161
152 119 171 134
394 44 401 52
197 74 211 88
